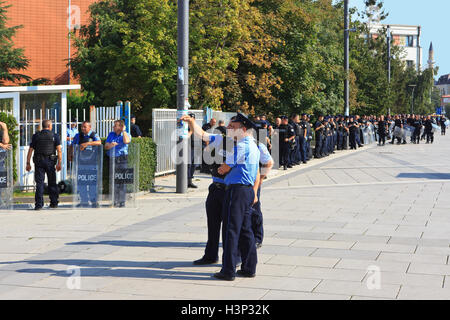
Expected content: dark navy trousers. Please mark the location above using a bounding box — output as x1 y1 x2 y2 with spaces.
221 185 257 277
203 183 226 261
34 157 59 208
251 187 263 244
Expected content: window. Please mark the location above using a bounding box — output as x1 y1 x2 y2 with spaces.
406 60 414 68
406 36 414 47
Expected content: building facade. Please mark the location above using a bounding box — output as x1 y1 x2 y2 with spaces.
5 0 97 85
436 74 450 96
369 24 423 72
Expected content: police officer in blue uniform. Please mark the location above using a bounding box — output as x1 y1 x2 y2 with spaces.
26 120 63 210
72 121 102 208
180 114 234 265
214 113 260 281
105 119 131 207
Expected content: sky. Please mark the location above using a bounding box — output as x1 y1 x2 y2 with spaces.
349 0 449 79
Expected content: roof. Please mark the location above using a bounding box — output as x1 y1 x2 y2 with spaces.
0 85 81 93
436 75 450 85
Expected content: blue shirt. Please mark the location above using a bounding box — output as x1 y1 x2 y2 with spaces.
258 142 273 165
105 131 131 157
67 127 78 146
208 134 230 184
224 136 260 186
72 131 100 145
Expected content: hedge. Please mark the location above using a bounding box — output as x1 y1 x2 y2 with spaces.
101 137 157 194
0 112 18 182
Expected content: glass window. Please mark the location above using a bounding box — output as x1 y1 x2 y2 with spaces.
19 93 62 146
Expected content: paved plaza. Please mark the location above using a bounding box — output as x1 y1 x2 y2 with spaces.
1 135 450 299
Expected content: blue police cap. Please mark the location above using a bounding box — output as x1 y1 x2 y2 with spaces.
232 113 257 130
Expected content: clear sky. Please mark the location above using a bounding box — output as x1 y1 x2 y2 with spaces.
349 0 448 79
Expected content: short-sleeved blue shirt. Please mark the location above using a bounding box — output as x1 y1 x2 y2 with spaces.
105 131 131 157
224 136 260 186
67 127 78 146
258 142 273 165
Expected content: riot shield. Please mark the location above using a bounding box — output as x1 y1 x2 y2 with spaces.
0 149 13 210
109 143 139 208
72 144 103 208
362 126 370 145
404 126 414 138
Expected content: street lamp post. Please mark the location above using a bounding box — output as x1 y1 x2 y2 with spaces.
344 0 350 117
409 84 417 114
176 0 189 194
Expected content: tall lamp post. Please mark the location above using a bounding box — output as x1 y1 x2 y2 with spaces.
409 84 417 114
176 0 189 194
344 0 356 116
344 0 350 117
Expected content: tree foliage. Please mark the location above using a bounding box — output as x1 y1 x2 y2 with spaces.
70 0 440 120
0 1 30 85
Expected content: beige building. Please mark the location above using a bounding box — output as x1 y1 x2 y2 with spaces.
369 24 423 72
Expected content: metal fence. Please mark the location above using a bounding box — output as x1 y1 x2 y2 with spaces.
152 109 203 176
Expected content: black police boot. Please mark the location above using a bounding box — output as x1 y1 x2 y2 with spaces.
49 203 58 209
213 272 235 281
193 257 218 265
188 179 198 189
237 270 256 278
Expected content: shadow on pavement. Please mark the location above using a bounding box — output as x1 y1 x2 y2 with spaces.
66 240 207 248
396 173 450 180
0 259 220 281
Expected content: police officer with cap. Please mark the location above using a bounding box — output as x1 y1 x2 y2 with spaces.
72 121 102 208
180 114 233 265
214 113 260 281
26 120 62 210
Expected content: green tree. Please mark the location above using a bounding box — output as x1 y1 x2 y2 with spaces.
0 1 30 85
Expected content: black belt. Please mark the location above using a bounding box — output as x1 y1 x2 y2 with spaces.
225 184 252 191
213 182 226 190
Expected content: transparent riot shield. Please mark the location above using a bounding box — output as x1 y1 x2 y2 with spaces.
109 143 139 208
0 149 13 210
404 126 414 138
362 126 370 145
72 145 103 208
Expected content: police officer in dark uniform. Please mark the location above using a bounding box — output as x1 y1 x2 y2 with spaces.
314 115 325 158
289 114 301 166
26 120 62 210
412 115 423 144
298 114 309 164
348 116 359 150
279 116 295 170
424 115 434 144
130 115 143 138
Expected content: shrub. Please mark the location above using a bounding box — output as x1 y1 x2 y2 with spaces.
0 112 18 181
101 137 156 194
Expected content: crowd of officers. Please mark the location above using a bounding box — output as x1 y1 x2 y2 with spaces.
182 111 447 281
